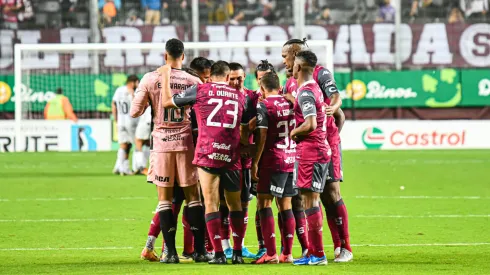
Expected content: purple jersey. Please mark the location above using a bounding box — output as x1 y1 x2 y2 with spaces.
256 95 296 172
173 82 252 169
293 80 329 163
130 69 202 152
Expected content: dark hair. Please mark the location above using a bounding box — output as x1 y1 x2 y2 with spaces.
126 74 139 84
208 59 216 66
228 62 244 71
165 38 185 59
255 59 275 78
295 50 317 68
283 37 308 47
56 88 63 94
190 57 212 73
183 67 201 79
210 60 230 77
260 71 280 91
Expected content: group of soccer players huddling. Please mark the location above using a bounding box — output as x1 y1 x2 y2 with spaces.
125 37 351 266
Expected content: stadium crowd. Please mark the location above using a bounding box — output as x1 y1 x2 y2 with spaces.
1 0 488 29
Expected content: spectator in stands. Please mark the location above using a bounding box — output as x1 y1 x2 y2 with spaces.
98 0 121 10
44 88 78 122
315 6 334 24
175 0 190 24
0 0 23 30
60 0 77 27
459 0 488 21
17 0 34 28
376 0 396 22
125 8 143 26
448 6 465 23
207 0 234 24
230 0 273 25
102 0 117 26
410 0 445 22
141 0 162 25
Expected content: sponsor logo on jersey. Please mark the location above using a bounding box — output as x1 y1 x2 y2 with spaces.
270 185 284 194
207 153 232 162
284 156 295 164
161 134 184 142
322 70 329 75
273 100 290 108
257 113 263 123
302 102 313 112
212 142 231 150
313 181 322 189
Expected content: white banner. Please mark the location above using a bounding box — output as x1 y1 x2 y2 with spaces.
340 120 490 150
0 120 112 152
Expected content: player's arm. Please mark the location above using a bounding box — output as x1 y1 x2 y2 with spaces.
317 68 342 115
130 78 150 118
159 65 198 108
251 102 268 181
240 95 255 146
290 90 317 141
333 107 345 133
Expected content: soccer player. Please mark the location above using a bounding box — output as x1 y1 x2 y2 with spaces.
159 61 252 265
131 39 207 264
251 71 297 264
133 107 151 175
281 38 352 262
112 74 140 175
190 57 212 83
289 51 330 266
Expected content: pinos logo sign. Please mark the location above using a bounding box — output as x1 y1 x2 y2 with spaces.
362 127 385 149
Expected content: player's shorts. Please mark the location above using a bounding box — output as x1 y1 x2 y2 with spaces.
327 142 343 183
117 125 135 144
135 120 151 140
219 169 253 203
258 169 298 198
201 167 241 193
293 161 330 193
147 150 198 188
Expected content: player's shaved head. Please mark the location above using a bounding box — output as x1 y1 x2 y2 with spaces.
295 50 317 70
165 38 185 59
210 61 230 77
260 71 280 92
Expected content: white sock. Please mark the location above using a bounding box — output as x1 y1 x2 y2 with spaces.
132 151 138 172
135 151 145 170
145 235 157 250
222 239 231 250
114 148 125 171
242 238 245 247
121 159 131 174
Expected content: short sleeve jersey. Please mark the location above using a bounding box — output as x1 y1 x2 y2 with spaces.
240 88 261 169
256 95 296 172
112 85 138 128
293 80 329 163
132 69 202 152
173 82 252 169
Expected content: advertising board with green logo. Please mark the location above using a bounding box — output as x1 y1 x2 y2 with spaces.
1 69 489 112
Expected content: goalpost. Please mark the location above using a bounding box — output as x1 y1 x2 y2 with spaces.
13 40 334 152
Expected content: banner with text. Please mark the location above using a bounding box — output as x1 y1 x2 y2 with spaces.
0 120 112 152
1 23 489 72
340 120 490 150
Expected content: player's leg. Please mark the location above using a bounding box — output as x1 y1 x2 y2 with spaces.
275 172 297 263
134 118 151 174
293 162 328 266
171 185 195 261
218 186 232 258
141 202 161 261
292 193 309 256
252 170 279 264
222 169 245 264
177 150 208 262
114 125 133 175
198 167 227 264
239 168 256 259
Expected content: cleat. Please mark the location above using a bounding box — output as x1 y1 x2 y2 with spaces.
254 247 266 259
232 250 244 264
193 253 209 263
279 253 293 263
252 253 279 264
179 252 194 263
308 255 327 265
112 169 120 175
140 247 159 262
134 168 148 176
160 253 180 264
224 247 233 259
241 246 256 259
205 251 215 261
334 248 353 263
208 254 227 264
334 247 341 259
292 255 310 266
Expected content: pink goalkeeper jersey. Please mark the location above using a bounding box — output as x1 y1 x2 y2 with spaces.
130 68 202 152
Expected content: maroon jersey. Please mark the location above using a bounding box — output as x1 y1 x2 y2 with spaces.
293 80 329 163
283 65 341 145
240 88 261 169
173 82 252 169
256 95 296 172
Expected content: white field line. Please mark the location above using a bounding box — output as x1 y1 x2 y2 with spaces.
1 214 489 223
2 195 490 202
354 196 490 199
1 243 490 252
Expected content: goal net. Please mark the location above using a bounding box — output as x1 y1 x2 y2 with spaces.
13 40 333 152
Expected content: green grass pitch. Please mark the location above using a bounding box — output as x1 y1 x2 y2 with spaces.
1 150 490 274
